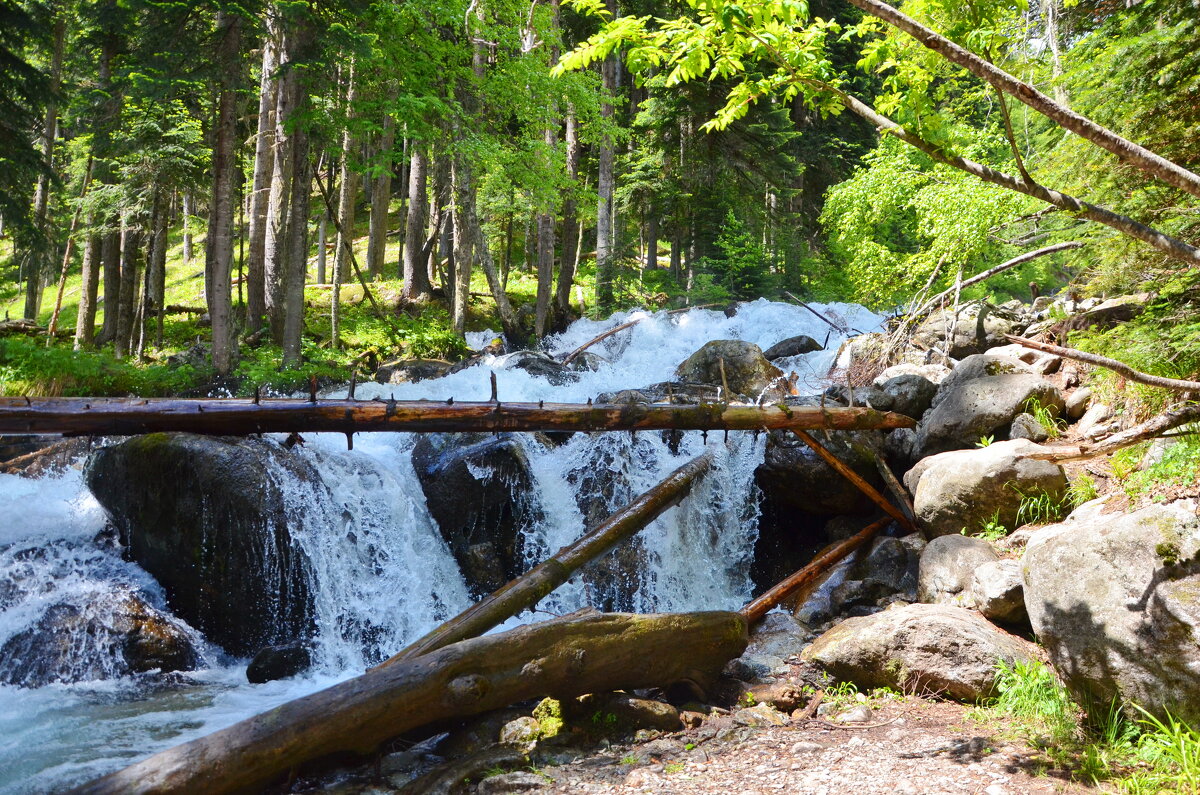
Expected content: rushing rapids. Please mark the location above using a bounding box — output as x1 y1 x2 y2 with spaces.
0 300 880 793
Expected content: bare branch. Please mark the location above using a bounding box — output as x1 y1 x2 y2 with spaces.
1005 334 1200 393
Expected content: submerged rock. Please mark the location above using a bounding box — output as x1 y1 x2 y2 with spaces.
0 589 199 687
85 434 316 657
246 642 312 683
1023 503 1200 721
802 603 1038 701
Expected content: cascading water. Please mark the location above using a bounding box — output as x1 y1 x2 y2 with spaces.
0 299 880 792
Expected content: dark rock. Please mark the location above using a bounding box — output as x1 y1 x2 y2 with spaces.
852 535 918 597
477 772 548 794
596 381 724 406
412 433 538 597
498 350 579 385
85 434 316 657
763 335 823 360
582 692 682 732
0 590 199 687
675 340 785 399
755 429 885 516
373 358 454 385
246 642 312 683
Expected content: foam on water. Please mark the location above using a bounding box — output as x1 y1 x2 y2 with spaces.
0 299 881 792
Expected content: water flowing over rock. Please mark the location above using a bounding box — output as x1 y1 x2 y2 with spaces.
803 603 1039 701
84 434 316 657
0 589 199 687
763 334 823 360
1023 502 1200 721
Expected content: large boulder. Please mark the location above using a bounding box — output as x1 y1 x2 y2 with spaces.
1023 503 1200 721
802 603 1038 701
412 433 539 597
875 374 937 420
913 374 1064 458
0 589 200 687
763 334 823 360
908 440 1068 538
85 434 316 657
910 302 1027 359
675 340 784 398
755 430 885 516
929 354 1033 410
917 535 999 605
970 559 1027 625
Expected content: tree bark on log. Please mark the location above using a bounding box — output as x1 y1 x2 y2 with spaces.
1004 334 1200 393
0 398 916 437
382 449 716 665
73 611 748 795
791 430 916 532
1026 404 1200 462
741 517 891 623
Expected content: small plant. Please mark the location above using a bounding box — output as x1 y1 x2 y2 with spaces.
663 762 686 774
620 755 639 766
740 691 758 707
1067 473 1100 508
976 434 995 448
684 742 695 751
1006 483 1068 527
1024 398 1068 439
991 659 1078 745
965 511 1010 542
1131 705 1200 792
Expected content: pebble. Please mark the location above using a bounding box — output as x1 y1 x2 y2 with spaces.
790 741 823 754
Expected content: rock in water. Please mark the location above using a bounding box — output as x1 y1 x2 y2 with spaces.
763 334 823 360
675 339 784 398
1023 503 1200 721
85 434 316 657
0 589 199 687
756 429 885 516
412 433 539 596
246 642 312 683
802 603 1038 701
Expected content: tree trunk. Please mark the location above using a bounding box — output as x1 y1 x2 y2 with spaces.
75 611 748 795
450 155 472 335
97 230 121 345
402 147 432 300
315 210 327 284
246 24 279 330
0 397 917 437
535 211 555 339
367 107 396 280
264 9 296 345
145 191 168 352
207 10 242 375
595 10 617 312
181 191 194 268
114 228 142 359
333 64 359 286
644 213 658 275
74 235 101 349
384 449 716 665
282 116 311 366
555 110 580 319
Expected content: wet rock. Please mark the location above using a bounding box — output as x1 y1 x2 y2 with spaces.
246 642 311 683
675 339 785 399
1023 503 1200 721
412 434 538 597
917 535 998 606
914 373 1063 458
498 350 579 385
802 603 1038 701
477 771 548 794
0 590 199 687
970 559 1026 625
910 302 1027 359
756 430 885 516
743 611 812 664
909 440 1068 538
373 358 453 385
85 434 315 657
763 334 823 360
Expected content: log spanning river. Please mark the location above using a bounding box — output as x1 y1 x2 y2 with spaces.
0 300 880 792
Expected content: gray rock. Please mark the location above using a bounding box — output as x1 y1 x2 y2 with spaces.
835 705 874 724
85 434 315 657
930 354 1033 410
477 771 548 794
832 332 891 378
877 374 937 420
734 703 788 727
744 611 812 662
586 693 682 732
498 350 580 385
917 535 999 606
499 716 542 746
910 302 1028 359
802 603 1038 701
1074 402 1113 438
412 433 539 597
1065 387 1093 421
764 334 823 359
1023 503 1200 721
874 363 952 386
373 358 453 385
676 339 785 399
984 343 1061 375
1009 412 1049 442
970 560 1026 625
0 589 199 687
914 376 1065 460
853 536 918 596
911 440 1068 538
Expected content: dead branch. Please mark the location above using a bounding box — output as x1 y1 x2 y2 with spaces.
1005 335 1200 393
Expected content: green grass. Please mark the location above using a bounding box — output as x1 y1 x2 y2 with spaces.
1121 435 1200 503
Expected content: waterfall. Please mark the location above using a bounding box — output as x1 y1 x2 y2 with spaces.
0 299 881 792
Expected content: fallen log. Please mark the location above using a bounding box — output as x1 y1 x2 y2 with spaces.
740 517 892 623
1005 334 1200 393
0 397 916 437
73 611 747 795
1026 403 1200 462
383 449 716 665
791 429 916 533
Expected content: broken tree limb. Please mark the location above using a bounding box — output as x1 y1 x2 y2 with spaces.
380 448 717 665
74 611 748 795
740 517 892 624
1005 335 1200 393
559 304 722 366
1026 404 1200 462
791 429 916 533
0 397 917 437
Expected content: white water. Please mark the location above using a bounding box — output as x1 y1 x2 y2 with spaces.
0 299 880 792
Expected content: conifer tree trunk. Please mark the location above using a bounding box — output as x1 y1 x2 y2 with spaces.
555 110 580 318
264 9 296 345
595 3 618 313
97 231 121 345
402 147 432 301
114 228 142 359
333 64 358 286
644 214 658 275
74 235 101 349
246 22 279 330
23 12 65 321
207 9 242 375
181 191 194 268
367 106 396 280
143 190 167 353
450 156 471 335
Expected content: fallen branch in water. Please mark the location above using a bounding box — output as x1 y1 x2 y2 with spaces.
0 397 917 437
74 611 747 795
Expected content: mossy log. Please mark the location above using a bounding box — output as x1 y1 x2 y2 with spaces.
0 396 915 437
73 611 747 795
381 449 716 666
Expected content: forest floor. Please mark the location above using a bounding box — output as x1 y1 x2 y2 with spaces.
525 693 1094 795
